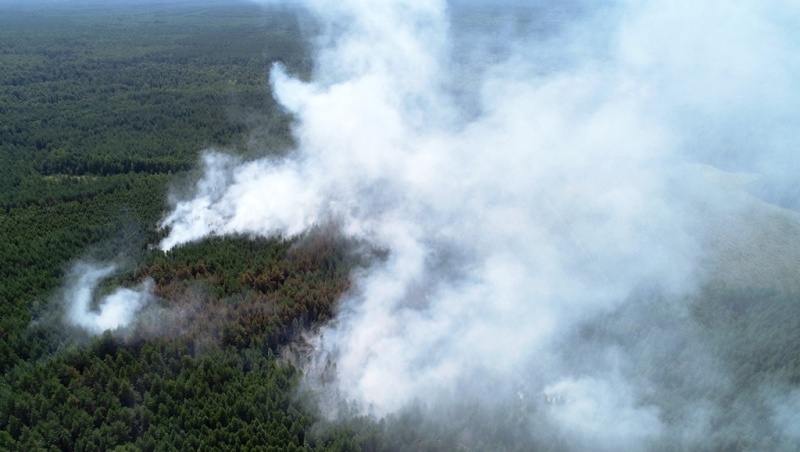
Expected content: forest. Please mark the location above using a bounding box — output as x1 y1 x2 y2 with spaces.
2 1 800 451
0 2 388 450
1 2 517 450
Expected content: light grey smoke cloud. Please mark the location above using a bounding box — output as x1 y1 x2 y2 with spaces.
617 0 800 203
772 388 800 440
160 0 800 447
64 262 152 335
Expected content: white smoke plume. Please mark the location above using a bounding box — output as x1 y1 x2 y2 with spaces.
64 262 152 335
159 0 800 447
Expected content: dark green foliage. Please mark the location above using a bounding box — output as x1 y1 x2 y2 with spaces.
1 335 314 451
0 2 336 450
0 227 360 450
0 0 306 368
0 1 304 192
0 173 171 368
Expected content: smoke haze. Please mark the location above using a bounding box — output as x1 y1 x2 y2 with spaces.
64 262 152 335
156 0 800 448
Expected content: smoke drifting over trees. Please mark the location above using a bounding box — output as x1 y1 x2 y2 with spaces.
64 263 153 335
54 0 800 448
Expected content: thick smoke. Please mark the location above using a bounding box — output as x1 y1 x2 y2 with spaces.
159 0 800 448
64 262 152 335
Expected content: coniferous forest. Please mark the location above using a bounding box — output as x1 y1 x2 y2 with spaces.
3 1 800 451
0 2 391 450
